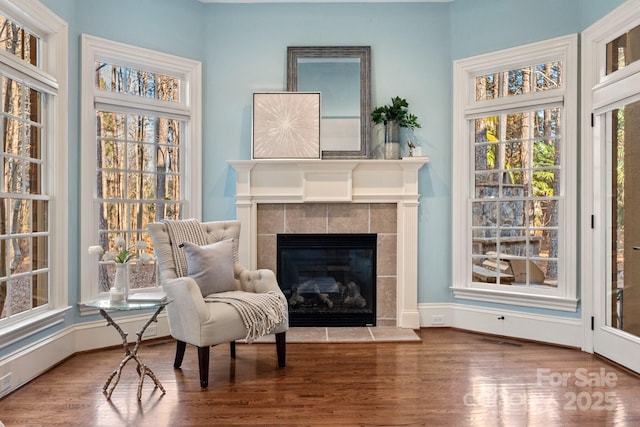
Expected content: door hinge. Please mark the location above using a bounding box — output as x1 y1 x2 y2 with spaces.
591 113 594 127
591 316 595 330
591 215 595 229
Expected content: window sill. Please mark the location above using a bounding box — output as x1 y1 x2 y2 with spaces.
0 306 71 350
451 287 579 312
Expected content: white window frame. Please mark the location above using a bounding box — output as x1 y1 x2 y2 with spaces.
452 35 579 311
0 0 69 348
79 34 202 303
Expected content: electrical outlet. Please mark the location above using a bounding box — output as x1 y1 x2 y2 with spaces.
0 372 12 393
431 315 445 326
143 324 157 338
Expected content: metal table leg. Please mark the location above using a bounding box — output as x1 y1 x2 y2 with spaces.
99 305 167 400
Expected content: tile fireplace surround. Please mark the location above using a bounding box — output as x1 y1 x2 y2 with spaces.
228 158 429 329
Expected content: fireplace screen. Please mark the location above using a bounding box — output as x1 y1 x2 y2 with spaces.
277 233 377 327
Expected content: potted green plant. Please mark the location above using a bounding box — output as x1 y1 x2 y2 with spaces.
371 96 421 130
371 96 421 159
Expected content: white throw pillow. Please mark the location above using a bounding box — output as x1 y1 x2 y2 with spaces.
181 239 235 296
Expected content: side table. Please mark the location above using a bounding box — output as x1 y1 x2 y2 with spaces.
85 298 171 400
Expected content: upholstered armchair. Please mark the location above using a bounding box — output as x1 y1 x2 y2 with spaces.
148 219 288 388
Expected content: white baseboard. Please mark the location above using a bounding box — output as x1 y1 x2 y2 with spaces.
399 310 421 329
73 312 170 352
0 314 169 398
418 303 583 348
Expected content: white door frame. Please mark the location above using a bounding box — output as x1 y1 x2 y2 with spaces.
581 0 640 372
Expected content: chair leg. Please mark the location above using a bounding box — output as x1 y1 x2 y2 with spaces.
230 340 236 359
174 340 187 369
276 332 286 368
197 346 210 388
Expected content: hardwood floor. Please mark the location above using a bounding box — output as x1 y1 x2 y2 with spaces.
0 328 639 426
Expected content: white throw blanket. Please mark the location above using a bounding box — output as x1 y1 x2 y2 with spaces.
205 290 287 342
161 218 209 277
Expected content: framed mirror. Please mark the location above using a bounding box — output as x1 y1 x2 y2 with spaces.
287 46 371 159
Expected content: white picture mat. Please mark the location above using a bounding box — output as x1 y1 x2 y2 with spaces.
252 92 321 159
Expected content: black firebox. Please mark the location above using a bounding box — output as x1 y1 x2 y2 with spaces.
277 233 377 327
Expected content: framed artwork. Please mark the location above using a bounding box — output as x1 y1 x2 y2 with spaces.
252 92 321 159
287 46 371 159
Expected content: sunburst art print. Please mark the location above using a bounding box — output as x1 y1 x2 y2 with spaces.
252 92 321 159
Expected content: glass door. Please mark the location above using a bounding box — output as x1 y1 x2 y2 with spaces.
590 20 640 373
593 102 640 373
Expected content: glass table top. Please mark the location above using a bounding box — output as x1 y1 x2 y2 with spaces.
85 298 171 311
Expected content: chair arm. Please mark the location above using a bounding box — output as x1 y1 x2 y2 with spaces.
235 265 282 294
162 276 210 325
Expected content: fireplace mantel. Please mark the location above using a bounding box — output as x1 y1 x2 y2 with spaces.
228 158 429 328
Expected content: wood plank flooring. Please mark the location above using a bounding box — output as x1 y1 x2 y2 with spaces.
0 328 639 426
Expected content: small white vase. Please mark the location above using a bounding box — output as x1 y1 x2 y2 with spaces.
114 262 130 300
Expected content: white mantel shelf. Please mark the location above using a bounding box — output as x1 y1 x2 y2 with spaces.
228 157 429 329
228 157 429 203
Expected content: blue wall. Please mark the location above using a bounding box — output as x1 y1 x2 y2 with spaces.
451 0 580 59
200 3 451 225
201 3 454 304
6 0 624 357
580 0 627 28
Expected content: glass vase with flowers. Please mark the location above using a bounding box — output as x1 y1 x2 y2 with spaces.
88 237 152 301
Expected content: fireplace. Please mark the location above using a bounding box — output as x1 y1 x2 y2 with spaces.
277 233 376 326
228 158 428 329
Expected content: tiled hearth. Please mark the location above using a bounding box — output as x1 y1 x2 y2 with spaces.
250 326 421 343
229 158 428 329
256 202 398 326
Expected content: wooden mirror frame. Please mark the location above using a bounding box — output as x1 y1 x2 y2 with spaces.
287 46 371 159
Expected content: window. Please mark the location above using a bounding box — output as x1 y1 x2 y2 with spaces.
80 35 201 302
452 35 578 311
606 24 640 75
0 0 68 341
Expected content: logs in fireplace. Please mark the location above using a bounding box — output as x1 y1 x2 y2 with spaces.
277 233 377 327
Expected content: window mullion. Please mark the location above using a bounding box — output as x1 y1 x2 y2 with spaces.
0 51 57 95
95 94 190 120
466 92 564 119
